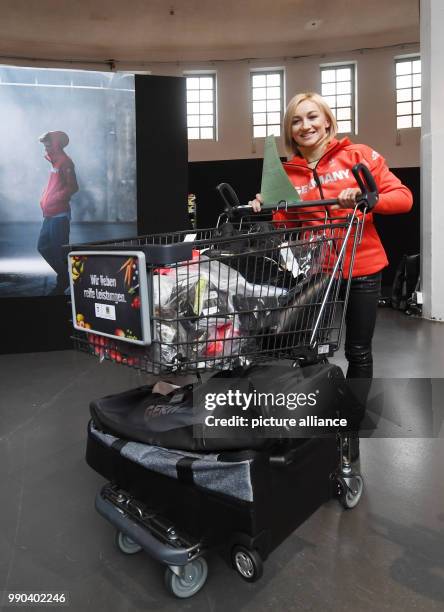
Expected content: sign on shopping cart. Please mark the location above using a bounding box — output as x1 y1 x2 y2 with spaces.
68 250 151 345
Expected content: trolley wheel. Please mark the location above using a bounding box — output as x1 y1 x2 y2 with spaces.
231 546 263 582
115 530 143 555
338 475 364 509
164 558 208 599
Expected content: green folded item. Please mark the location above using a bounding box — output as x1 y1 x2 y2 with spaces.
260 135 301 208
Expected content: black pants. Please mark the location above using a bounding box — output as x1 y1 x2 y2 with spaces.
343 271 382 411
37 216 70 290
344 271 382 379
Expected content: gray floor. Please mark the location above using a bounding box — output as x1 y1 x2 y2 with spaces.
1 309 443 611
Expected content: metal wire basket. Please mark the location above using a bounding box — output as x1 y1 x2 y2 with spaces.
70 208 363 374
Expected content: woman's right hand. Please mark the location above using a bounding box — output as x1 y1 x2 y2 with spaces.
248 193 263 212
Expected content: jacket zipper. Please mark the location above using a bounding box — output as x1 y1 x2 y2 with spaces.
312 168 324 200
286 148 341 256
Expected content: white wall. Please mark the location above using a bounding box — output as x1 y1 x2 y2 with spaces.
421 0 444 320
144 43 420 167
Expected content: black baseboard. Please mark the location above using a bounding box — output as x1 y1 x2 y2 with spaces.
189 158 264 228
375 167 420 287
0 296 72 354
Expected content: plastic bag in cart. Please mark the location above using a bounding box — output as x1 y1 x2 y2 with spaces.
149 255 290 369
206 221 323 289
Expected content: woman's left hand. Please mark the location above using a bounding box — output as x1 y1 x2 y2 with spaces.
333 187 362 209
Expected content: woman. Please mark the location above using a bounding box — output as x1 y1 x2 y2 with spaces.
250 92 413 456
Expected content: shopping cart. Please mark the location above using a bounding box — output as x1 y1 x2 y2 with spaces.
70 163 378 598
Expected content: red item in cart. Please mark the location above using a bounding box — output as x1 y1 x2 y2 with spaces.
203 322 239 357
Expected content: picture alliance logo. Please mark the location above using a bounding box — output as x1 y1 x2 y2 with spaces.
204 389 319 411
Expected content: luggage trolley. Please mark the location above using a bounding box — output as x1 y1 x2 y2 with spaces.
69 163 378 598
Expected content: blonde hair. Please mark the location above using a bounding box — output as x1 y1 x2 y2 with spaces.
283 92 338 157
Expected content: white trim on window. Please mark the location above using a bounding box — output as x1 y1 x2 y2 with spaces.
320 61 357 135
183 71 217 141
394 55 421 130
250 68 285 139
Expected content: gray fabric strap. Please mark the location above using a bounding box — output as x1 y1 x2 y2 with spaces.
111 439 128 452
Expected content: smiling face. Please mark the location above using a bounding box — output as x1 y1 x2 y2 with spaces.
291 99 331 154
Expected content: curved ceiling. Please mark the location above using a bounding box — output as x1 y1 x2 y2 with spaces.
0 0 419 68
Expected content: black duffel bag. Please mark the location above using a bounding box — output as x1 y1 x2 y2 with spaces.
90 360 362 452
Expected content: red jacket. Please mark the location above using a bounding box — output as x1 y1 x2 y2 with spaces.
40 151 78 217
274 138 413 278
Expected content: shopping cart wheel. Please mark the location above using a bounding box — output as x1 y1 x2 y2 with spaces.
231 546 263 582
164 558 208 599
337 475 364 509
115 530 143 555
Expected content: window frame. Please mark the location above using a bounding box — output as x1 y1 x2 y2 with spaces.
250 68 285 139
183 71 217 141
394 54 421 130
319 61 357 135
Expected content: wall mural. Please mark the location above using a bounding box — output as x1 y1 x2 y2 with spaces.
0 66 137 297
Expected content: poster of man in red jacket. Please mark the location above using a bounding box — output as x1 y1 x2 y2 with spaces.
37 130 79 295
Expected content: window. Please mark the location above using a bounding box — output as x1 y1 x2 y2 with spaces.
395 57 421 129
185 74 216 140
320 64 355 134
251 70 284 138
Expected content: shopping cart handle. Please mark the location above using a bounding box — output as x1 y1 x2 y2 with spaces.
218 163 378 218
276 163 378 212
216 182 242 210
351 163 379 211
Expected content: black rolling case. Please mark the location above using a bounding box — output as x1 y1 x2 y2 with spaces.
87 420 337 564
86 358 360 590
